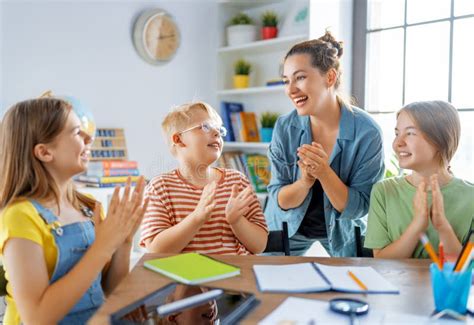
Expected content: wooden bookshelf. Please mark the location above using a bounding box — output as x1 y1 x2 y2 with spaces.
91 128 128 161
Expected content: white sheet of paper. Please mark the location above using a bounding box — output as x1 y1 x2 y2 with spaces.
253 263 330 293
303 240 330 257
258 297 461 325
315 263 399 293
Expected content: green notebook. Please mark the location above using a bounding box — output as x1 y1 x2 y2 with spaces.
144 253 240 284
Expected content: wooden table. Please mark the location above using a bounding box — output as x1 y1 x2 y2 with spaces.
89 255 434 324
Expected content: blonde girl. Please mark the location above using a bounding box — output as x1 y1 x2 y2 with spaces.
0 97 148 324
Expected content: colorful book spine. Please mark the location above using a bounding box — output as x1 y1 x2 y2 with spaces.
220 101 244 142
88 160 138 170
239 112 260 142
245 154 270 193
86 168 140 177
79 182 137 188
76 175 141 184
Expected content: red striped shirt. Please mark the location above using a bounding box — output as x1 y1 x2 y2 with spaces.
140 168 268 255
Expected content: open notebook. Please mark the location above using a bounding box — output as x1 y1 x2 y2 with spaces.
253 262 399 294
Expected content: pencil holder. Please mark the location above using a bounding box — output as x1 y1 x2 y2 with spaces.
430 262 472 314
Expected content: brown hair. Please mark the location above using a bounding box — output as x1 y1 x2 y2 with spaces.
398 100 460 170
285 30 344 89
161 101 222 155
0 97 96 211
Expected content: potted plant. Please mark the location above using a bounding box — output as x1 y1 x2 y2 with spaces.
227 13 257 46
261 11 278 40
233 59 251 89
260 112 280 142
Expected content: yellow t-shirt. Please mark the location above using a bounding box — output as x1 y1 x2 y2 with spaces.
0 197 101 325
0 199 59 324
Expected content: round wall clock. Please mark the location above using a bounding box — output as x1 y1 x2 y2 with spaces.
133 9 181 65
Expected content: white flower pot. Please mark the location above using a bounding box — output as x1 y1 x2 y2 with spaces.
226 25 257 46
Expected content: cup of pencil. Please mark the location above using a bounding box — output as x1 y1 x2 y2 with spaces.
430 262 472 314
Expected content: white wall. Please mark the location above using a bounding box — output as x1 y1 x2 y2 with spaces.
310 0 353 100
1 0 218 179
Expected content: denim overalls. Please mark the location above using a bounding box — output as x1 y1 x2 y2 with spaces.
30 200 104 324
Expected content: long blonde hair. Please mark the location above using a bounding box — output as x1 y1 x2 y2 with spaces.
0 97 95 211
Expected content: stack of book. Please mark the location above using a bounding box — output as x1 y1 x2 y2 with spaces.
76 160 140 187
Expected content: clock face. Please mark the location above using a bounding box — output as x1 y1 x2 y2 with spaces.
144 14 179 61
133 10 180 64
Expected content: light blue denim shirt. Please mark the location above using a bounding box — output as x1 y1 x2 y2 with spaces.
264 103 385 257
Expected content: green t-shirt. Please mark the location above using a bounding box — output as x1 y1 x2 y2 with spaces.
365 176 474 258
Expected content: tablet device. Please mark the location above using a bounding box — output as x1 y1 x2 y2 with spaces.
109 283 259 324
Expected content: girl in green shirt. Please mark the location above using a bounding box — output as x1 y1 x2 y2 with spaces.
365 101 473 259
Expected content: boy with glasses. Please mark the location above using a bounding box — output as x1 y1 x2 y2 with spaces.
140 102 268 254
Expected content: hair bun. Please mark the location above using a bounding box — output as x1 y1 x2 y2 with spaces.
319 31 344 58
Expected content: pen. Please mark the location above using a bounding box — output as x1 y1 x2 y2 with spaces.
420 234 442 269
438 242 444 269
157 289 223 316
348 270 368 291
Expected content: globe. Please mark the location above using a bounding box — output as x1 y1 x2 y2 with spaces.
63 96 96 138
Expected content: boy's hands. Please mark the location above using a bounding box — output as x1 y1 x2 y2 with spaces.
225 185 253 225
94 177 148 256
192 181 217 224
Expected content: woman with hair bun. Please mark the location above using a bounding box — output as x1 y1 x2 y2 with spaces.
264 31 385 257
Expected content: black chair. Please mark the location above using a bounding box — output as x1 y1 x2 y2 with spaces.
0 267 6 296
355 225 373 257
263 221 291 256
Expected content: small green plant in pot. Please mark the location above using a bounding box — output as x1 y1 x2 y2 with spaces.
260 112 280 142
233 59 251 88
261 11 278 40
227 13 257 46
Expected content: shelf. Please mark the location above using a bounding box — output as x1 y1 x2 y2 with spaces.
224 141 270 151
218 85 285 96
218 34 308 54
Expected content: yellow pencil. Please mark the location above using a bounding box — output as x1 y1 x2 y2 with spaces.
420 234 442 269
454 243 473 272
348 270 368 291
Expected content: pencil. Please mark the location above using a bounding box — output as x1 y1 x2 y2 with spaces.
348 270 368 291
454 243 473 272
438 242 444 269
420 234 442 269
459 250 473 273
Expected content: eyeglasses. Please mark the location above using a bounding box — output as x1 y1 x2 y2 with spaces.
179 122 227 137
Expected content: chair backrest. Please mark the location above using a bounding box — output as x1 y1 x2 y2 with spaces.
263 221 290 256
355 225 373 258
0 267 7 296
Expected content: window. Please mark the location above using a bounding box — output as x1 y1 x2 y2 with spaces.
354 0 474 181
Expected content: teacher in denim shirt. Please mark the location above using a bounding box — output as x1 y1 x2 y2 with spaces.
265 32 384 257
